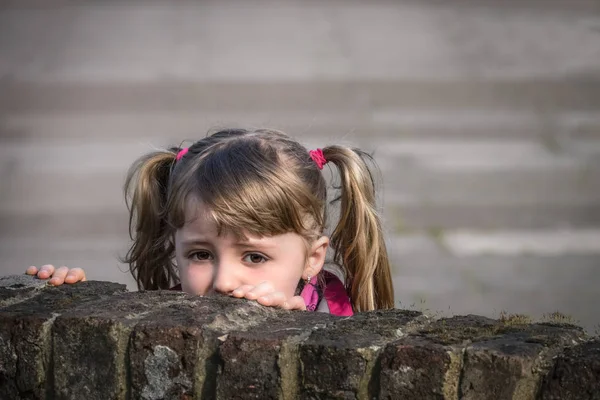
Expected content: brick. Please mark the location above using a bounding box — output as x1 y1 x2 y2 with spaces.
0 276 597 399
379 338 452 400
0 275 48 308
459 323 586 400
0 279 126 399
379 315 499 400
216 312 333 400
129 294 273 400
539 338 600 400
51 291 177 400
299 310 422 399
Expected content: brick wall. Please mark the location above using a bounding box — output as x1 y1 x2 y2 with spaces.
1 275 598 399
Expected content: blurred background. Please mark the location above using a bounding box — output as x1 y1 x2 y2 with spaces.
1 0 599 331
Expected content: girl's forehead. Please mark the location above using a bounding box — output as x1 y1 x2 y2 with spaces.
181 199 217 232
184 197 210 221
180 197 247 240
178 197 306 247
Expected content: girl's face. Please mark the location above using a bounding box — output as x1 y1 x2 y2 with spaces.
175 199 325 298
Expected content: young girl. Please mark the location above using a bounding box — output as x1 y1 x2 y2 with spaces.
26 128 394 315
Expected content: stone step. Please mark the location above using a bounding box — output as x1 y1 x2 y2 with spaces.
3 165 598 213
384 229 600 258
386 231 600 333
0 172 124 213
383 202 600 231
374 138 600 168
2 131 598 173
369 109 600 140
1 80 600 115
0 211 129 238
0 141 163 174
387 252 600 332
2 190 600 244
1 1 599 83
2 111 598 144
441 229 600 256
382 167 600 205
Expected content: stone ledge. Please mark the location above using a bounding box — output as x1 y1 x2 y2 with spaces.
2 80 600 115
0 275 597 400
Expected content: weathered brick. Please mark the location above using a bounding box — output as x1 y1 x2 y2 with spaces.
216 312 334 400
379 315 499 400
0 278 126 400
299 310 422 399
539 338 600 400
459 323 586 400
379 337 452 400
0 275 48 309
1 276 598 400
129 294 274 400
217 329 286 399
0 320 18 399
52 290 178 400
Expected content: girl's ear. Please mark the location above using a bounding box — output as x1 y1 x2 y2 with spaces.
303 236 330 279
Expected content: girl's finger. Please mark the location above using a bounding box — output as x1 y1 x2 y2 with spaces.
37 264 55 279
64 268 86 284
244 281 275 300
49 266 69 286
257 291 286 307
231 285 254 298
281 296 307 311
26 266 38 276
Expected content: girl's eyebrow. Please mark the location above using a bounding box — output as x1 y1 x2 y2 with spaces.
180 237 277 249
180 239 212 247
234 239 276 250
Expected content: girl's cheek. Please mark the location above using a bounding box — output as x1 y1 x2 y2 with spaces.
179 263 212 295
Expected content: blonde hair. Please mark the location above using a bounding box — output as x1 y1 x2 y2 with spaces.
123 128 394 311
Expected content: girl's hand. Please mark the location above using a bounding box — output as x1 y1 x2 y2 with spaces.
26 265 87 286
230 281 306 311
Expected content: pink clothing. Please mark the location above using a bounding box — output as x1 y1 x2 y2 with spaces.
300 271 353 316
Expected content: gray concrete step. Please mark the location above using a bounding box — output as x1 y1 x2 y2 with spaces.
2 112 599 147
2 132 599 228
383 203 600 231
1 1 599 82
3 151 598 212
382 168 600 205
388 251 600 333
2 80 600 115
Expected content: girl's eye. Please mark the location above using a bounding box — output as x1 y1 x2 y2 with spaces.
243 253 268 264
190 251 213 262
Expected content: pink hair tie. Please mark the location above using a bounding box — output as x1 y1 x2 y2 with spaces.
309 148 327 170
176 147 189 161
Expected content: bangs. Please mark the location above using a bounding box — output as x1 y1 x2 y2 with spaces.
170 138 324 240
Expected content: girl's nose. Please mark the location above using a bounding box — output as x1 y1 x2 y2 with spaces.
212 263 239 294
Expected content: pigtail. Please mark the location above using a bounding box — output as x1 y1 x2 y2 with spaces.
122 148 179 290
323 146 394 311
